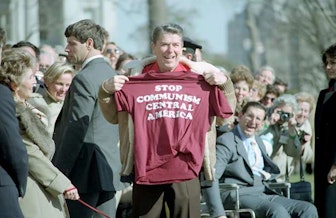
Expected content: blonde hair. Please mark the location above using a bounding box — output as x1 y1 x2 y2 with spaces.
295 92 315 112
43 62 76 84
230 65 254 89
252 80 267 99
0 48 36 89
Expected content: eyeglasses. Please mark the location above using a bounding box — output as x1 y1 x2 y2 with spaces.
106 48 120 55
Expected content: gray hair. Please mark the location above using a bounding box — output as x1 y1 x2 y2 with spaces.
151 23 184 44
294 92 315 112
44 62 76 84
0 48 36 89
270 94 298 114
255 65 276 83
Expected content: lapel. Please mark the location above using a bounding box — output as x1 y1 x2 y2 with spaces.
255 136 280 174
324 79 336 103
255 137 272 166
232 127 280 175
323 91 334 103
321 86 336 104
316 89 329 119
232 127 252 172
255 137 268 159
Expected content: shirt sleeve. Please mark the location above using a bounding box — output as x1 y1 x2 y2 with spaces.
114 88 131 112
209 86 233 119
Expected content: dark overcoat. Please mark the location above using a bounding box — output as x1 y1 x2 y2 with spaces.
53 58 123 206
0 84 28 218
314 87 336 218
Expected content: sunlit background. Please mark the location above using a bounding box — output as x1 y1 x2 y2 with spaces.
1 0 336 96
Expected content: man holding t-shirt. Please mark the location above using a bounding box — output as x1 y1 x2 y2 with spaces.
98 23 233 218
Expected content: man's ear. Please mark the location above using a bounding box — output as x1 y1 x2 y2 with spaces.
86 38 94 50
151 42 155 54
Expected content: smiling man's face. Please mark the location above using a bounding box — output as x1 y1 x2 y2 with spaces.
239 106 265 137
151 32 183 73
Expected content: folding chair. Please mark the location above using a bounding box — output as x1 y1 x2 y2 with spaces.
219 183 256 218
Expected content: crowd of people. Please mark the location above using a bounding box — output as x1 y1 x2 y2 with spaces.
0 18 334 218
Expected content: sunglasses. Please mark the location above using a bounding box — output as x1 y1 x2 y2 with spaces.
106 48 120 54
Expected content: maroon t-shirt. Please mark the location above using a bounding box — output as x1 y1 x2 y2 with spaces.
114 65 232 184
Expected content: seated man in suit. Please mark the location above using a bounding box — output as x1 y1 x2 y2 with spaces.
203 101 317 218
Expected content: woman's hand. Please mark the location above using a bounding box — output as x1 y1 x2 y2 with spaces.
64 185 80 200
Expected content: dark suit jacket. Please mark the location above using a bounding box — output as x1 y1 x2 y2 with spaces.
203 125 280 217
314 87 336 218
53 58 123 200
0 84 28 216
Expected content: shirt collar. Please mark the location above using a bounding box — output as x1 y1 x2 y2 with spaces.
81 54 104 69
148 62 190 73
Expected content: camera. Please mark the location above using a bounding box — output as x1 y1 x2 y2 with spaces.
277 111 293 122
298 130 309 145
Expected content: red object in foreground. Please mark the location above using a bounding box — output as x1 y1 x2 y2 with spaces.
77 199 111 218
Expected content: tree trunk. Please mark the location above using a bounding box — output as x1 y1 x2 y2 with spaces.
245 1 260 72
147 0 167 52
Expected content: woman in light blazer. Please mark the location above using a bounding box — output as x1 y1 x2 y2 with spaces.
29 62 76 134
0 48 79 218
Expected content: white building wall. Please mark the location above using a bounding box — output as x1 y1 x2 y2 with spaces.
9 0 24 43
63 0 116 42
8 0 39 45
2 0 116 47
99 0 117 42
25 0 39 44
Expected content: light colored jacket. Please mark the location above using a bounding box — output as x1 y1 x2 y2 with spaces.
28 91 63 135
16 100 71 218
99 57 236 181
260 123 302 182
296 119 314 163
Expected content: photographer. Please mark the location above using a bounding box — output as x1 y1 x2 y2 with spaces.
259 94 302 182
294 92 315 173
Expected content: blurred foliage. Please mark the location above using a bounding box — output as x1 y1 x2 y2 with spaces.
115 0 336 96
225 0 336 96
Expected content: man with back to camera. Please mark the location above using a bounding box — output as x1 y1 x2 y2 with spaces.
98 23 234 217
203 101 318 218
52 19 124 218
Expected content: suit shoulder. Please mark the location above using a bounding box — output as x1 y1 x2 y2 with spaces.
0 84 12 98
79 61 115 81
217 131 235 145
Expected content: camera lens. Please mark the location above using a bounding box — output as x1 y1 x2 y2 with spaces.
280 113 290 122
277 111 292 122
